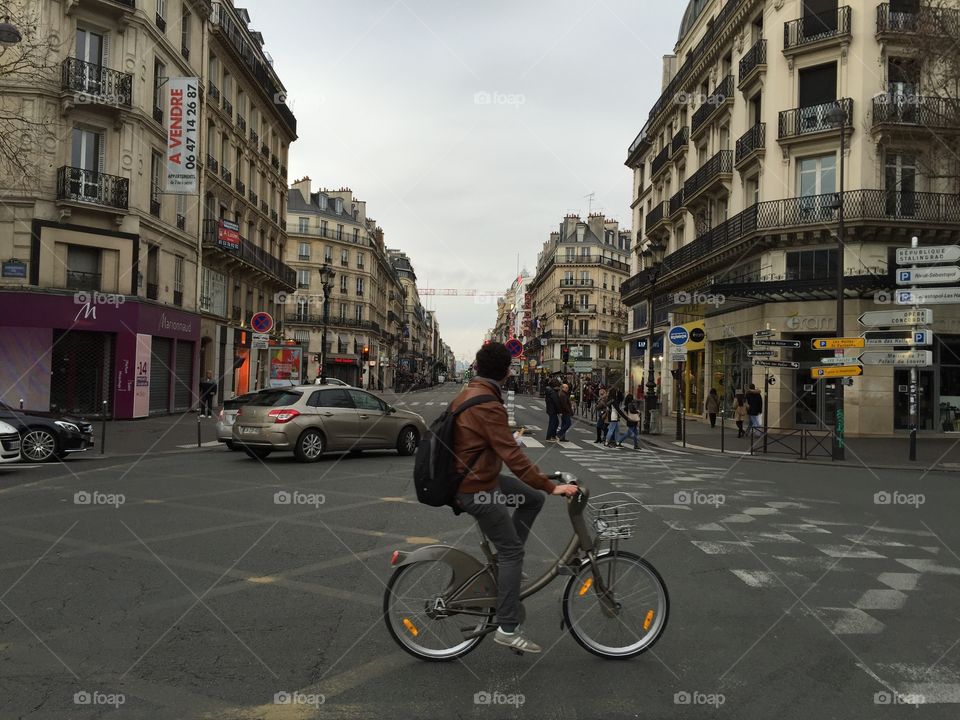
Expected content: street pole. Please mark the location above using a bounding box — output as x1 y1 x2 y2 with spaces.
833 101 847 460
675 362 684 441
562 305 569 377
764 373 770 454
909 235 919 461
643 271 658 434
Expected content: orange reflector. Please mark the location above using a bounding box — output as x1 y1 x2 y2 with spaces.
391 551 400 565
578 578 593 596
643 609 655 631
402 618 419 636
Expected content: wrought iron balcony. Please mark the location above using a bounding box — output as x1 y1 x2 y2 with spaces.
56 166 128 210
220 166 232 185
691 74 734 137
208 83 220 101
237 114 246 131
176 214 186 231
152 106 163 124
669 188 685 218
738 39 766 89
250 129 259 146
872 94 960 131
645 201 670 235
784 6 851 53
271 209 279 223
202 219 296 290
146 282 159 300
260 200 269 214
61 58 132 108
650 145 671 178
261 143 270 157
779 98 853 140
735 123 765 167
249 189 258 205
557 303 597 314
206 154 219 173
683 150 733 204
559 278 594 287
155 13 166 31
876 3 960 37
271 154 280 170
236 178 245 195
222 98 233 118
150 198 160 217
65 270 101 292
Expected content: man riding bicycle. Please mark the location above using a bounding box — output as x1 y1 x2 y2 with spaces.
452 342 578 653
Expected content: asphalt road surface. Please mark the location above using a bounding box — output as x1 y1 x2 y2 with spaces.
1 383 958 718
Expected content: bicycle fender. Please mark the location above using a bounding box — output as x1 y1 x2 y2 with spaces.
394 545 497 606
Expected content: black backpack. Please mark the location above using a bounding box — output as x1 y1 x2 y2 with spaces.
413 394 498 510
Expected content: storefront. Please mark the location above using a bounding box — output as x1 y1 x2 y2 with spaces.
628 332 663 398
0 292 199 418
677 321 706 414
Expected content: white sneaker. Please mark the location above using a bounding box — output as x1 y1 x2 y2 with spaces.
494 626 541 654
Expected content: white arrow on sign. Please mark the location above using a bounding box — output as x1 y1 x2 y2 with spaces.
896 267 960 285
896 245 960 265
895 287 960 305
859 350 933 367
858 309 933 327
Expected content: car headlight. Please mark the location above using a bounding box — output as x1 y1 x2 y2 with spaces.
54 421 80 433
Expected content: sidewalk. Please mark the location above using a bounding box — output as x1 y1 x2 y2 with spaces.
639 413 960 471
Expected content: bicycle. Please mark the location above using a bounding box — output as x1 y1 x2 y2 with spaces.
383 474 669 660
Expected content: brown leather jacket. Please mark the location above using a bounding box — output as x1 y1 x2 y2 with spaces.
452 377 557 495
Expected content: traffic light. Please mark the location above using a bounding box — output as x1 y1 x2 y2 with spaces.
362 345 369 362
561 345 570 363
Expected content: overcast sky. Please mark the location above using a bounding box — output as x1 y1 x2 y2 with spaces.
244 0 688 361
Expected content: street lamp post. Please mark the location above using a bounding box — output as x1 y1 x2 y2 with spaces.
560 300 573 377
642 245 665 434
826 101 848 461
317 263 335 385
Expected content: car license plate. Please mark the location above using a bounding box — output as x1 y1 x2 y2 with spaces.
241 427 259 435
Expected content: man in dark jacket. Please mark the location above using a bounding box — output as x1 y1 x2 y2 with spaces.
198 372 217 418
544 380 560 442
452 343 578 654
557 382 573 441
746 384 763 429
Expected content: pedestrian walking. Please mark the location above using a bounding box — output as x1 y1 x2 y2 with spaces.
583 383 594 418
604 389 624 448
544 380 561 442
558 383 573 441
746 384 763 430
733 391 748 438
615 394 641 449
198 372 217 418
705 388 720 429
595 394 609 443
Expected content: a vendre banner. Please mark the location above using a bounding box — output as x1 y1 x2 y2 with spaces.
165 77 199 194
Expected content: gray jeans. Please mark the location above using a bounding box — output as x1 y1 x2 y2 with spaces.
456 475 546 627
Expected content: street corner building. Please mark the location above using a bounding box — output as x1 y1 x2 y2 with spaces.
0 0 297 418
620 0 960 437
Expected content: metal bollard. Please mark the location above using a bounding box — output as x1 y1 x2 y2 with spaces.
197 409 202 448
100 400 107 454
720 408 725 454
19 398 24 410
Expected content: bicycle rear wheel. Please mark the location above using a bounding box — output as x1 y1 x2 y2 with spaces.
562 550 669 659
383 560 494 662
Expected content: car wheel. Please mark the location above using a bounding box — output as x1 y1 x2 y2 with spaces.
225 440 238 451
294 429 325 462
396 426 419 456
21 428 59 462
244 447 272 460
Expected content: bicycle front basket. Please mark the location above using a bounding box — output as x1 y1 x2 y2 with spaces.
586 492 646 540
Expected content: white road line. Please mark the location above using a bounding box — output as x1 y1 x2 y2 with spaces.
817 607 885 634
176 441 221 448
520 437 544 448
410 402 420 406
425 402 435 406
514 404 526 410
557 441 580 450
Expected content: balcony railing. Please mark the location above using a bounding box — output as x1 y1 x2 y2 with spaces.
206 154 219 173
298 253 310 261
671 126 689 155
250 129 259 146
56 166 129 210
280 164 287 178
285 314 380 332
621 189 960 300
150 197 160 217
739 39 766 87
249 189 258 205
155 13 166 31
236 114 246 131
876 3 960 36
261 143 270 157
289 226 372 245
173 290 183 307
260 200 269 214
208 83 220 101
691 74 734 136
152 106 163 124
61 58 133 108
202 219 297 289
735 123 765 165
650 145 671 177
270 209 279 223
176 214 186 231
236 178 245 195
559 278 594 287
784 6 851 52
779 98 852 139
271 154 280 170
558 304 597 314
181 43 190 60
146 282 158 300
220 166 232 185
669 188 685 217
684 150 733 202
645 201 670 234
65 270 101 292
872 95 960 130
222 98 233 118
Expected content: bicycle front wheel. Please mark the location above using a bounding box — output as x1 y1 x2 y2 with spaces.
562 550 669 659
383 560 494 662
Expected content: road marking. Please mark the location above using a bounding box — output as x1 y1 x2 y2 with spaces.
558 441 579 449
878 572 920 591
817 546 886 559
897 559 960 575
520 437 544 448
175 441 221 448
410 402 420 406
515 404 526 410
853 589 907 610
818 607 885 634
425 402 435 406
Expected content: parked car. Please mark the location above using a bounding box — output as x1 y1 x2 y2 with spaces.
0 420 21 464
314 377 350 386
216 392 262 450
0 402 94 462
232 385 425 462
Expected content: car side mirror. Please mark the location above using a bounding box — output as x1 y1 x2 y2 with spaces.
386 405 396 414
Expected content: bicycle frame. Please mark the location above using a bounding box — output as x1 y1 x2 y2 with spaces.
391 483 620 636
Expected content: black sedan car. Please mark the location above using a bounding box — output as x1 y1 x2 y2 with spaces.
0 402 94 462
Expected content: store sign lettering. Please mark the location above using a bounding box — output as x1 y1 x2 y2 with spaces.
159 313 193 335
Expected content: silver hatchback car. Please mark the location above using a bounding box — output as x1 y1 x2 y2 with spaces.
232 385 426 462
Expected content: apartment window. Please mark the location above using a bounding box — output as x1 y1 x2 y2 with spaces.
356 277 364 296
338 303 347 320
153 59 165 119
295 297 309 321
222 72 232 105
298 217 309 233
798 62 837 108
578 319 589 335
745 176 760 206
340 275 348 293
324 246 333 263
66 245 101 291
579 295 589 309
156 0 166 29
563 293 574 307
353 228 359 243
357 252 365 269
336 224 344 240
786 249 837 281
321 219 328 235
70 126 104 200
355 304 363 322
173 256 183 305
297 270 311 289
150 151 162 214
565 248 576 262
180 8 191 55
599 345 607 360
603 273 608 290
298 241 310 260
797 154 836 197
340 248 349 266
75 29 104 82
563 271 573 283
885 152 917 217
201 267 226 316
580 246 591 260
579 271 590 283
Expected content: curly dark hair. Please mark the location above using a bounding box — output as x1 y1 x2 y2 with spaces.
474 342 512 380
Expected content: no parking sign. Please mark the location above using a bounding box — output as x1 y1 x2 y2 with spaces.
251 312 274 333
